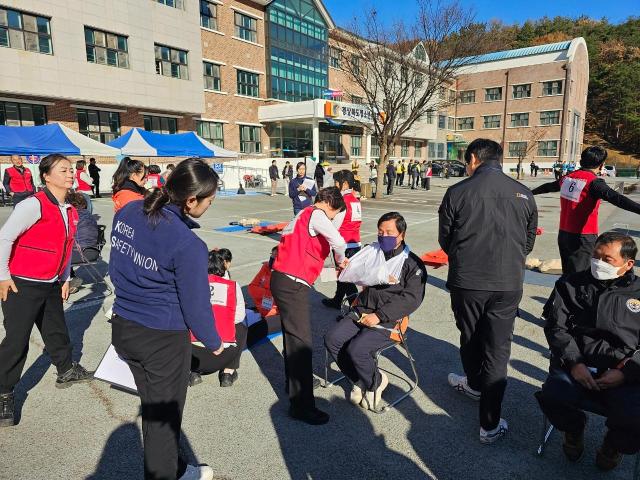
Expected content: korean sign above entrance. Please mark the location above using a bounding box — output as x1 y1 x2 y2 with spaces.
324 101 375 124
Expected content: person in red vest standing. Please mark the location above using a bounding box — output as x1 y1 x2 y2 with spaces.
271 187 347 425
532 146 640 275
0 154 94 428
323 170 362 310
74 160 94 214
2 155 35 206
189 250 248 389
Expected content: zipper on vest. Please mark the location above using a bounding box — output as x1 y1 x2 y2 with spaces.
54 205 70 278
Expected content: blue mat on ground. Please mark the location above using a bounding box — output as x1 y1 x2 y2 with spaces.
524 269 560 288
214 221 277 233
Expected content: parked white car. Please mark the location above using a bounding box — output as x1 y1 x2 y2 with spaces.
602 165 617 177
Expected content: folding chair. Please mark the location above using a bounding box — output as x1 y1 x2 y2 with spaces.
324 294 419 414
71 224 113 300
534 391 640 479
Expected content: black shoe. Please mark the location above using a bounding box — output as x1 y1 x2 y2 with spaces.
321 298 341 310
288 406 329 425
596 434 623 471
55 362 94 389
188 372 203 387
0 392 15 427
563 428 585 461
219 370 238 387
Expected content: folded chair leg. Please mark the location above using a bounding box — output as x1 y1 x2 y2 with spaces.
376 333 418 414
537 415 554 456
323 347 345 388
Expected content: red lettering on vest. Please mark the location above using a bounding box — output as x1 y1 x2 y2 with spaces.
559 170 600 235
272 206 330 285
9 191 78 281
190 274 237 344
6 166 34 194
75 168 92 192
339 191 362 244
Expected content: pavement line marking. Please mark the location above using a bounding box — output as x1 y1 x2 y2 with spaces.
361 205 437 215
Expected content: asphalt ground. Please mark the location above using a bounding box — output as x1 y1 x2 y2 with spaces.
0 175 639 480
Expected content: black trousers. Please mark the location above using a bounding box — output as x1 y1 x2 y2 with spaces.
331 247 361 304
424 177 431 190
111 315 191 480
91 178 100 197
270 271 315 410
387 177 395 195
0 278 73 394
191 322 248 374
325 314 393 391
537 367 640 454
450 287 522 431
558 230 597 276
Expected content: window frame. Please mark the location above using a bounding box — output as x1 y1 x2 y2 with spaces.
329 46 342 69
484 87 502 102
482 115 501 129
537 140 559 157
542 80 563 96
156 0 184 8
510 112 530 128
459 90 476 104
84 27 129 69
239 125 262 154
234 12 257 44
203 61 222 91
351 135 362 157
200 0 218 31
540 110 561 126
0 101 47 127
512 83 532 99
143 115 178 134
197 120 224 147
400 140 409 157
154 44 189 80
507 141 527 158
236 69 259 97
77 108 120 143
0 6 52 55
456 116 474 131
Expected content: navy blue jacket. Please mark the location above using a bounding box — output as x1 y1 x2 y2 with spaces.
109 201 221 351
76 209 99 249
288 175 316 211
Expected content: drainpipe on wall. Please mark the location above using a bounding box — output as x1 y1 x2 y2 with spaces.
501 70 509 166
557 62 570 163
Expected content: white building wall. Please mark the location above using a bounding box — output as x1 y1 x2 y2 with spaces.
0 0 204 114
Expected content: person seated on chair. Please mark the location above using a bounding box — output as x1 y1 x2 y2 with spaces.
189 249 248 388
66 192 100 294
537 231 640 471
324 212 427 411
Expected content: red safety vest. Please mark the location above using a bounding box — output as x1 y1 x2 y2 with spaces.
8 191 78 281
75 168 92 192
559 169 601 235
248 262 278 317
190 274 237 344
6 166 34 194
147 174 162 188
339 191 362 244
272 206 330 285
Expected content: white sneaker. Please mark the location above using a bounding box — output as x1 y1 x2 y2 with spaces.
480 418 508 445
179 464 214 480
349 384 363 406
362 371 388 411
448 373 480 401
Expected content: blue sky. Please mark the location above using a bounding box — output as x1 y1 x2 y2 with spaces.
322 0 639 28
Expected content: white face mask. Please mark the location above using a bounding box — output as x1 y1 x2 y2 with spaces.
590 258 621 280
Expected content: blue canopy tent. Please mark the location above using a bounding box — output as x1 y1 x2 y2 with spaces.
0 123 120 156
108 128 238 158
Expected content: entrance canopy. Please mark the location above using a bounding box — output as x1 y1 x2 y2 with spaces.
108 128 238 158
0 123 120 156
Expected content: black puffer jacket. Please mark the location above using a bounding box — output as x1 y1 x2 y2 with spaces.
543 270 640 383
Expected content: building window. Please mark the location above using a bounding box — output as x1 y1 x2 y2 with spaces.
542 80 563 96
538 140 558 157
237 70 259 97
0 7 52 54
447 117 455 130
156 0 183 8
350 95 363 105
203 62 221 91
200 1 218 30
510 112 529 127
351 135 362 156
155 44 189 79
0 101 47 126
144 115 177 134
240 125 261 153
350 54 360 75
508 142 527 158
425 110 434 124
235 12 257 43
415 141 422 158
329 47 342 68
415 73 424 89
459 90 475 104
512 84 531 99
197 121 224 147
85 27 129 68
370 140 380 158
399 104 408 119
77 109 120 143
400 140 409 157
485 87 502 101
428 143 435 159
457 117 474 130
483 115 500 129
540 110 561 125
448 90 457 103
437 143 445 159
438 114 446 129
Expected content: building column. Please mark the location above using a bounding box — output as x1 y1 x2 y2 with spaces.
365 130 372 164
312 118 320 161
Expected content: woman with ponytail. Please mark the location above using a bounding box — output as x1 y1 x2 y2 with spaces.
109 158 222 480
111 157 148 212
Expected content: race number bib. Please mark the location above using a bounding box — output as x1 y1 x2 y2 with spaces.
261 296 274 310
560 178 586 203
209 282 228 306
351 202 362 221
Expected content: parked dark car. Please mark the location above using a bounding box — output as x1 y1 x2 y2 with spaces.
432 161 466 177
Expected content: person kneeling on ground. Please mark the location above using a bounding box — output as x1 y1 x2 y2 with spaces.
189 249 248 388
537 231 640 471
324 212 427 411
67 192 100 294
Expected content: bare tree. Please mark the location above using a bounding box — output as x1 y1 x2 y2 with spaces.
336 0 488 196
513 127 546 179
